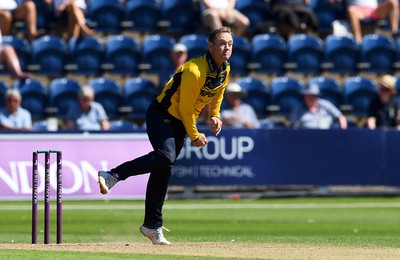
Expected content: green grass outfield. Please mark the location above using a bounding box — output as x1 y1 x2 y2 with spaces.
0 196 400 259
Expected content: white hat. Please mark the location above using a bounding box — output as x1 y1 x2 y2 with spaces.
225 82 246 96
172 43 187 53
301 83 320 95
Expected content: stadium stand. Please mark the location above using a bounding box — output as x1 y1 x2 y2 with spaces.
67 36 103 76
0 36 30 75
178 34 208 60
103 35 141 76
236 76 269 118
109 119 138 131
235 0 270 34
141 34 175 73
249 34 287 74
360 34 396 74
343 76 378 117
124 0 161 33
13 78 48 120
323 35 359 75
269 76 303 117
48 78 82 118
309 0 346 34
229 35 251 75
160 0 200 34
86 0 124 34
87 77 123 119
0 81 8 109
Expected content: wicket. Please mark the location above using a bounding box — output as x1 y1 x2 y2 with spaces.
31 150 62 244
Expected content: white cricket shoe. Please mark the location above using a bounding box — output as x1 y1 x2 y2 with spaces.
140 225 171 245
98 171 118 194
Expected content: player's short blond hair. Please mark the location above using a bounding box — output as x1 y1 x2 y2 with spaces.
208 26 232 43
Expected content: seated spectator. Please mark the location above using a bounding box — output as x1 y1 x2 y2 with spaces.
344 0 399 43
199 0 250 36
367 75 400 129
221 82 260 129
0 88 32 131
159 43 188 90
0 0 42 41
291 83 347 129
270 0 319 40
44 0 94 39
0 30 29 79
65 85 109 131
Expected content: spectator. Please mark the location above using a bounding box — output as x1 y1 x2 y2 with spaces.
344 0 399 44
199 0 250 36
0 30 30 79
291 83 347 129
0 0 42 41
65 85 109 131
270 0 319 40
221 82 260 129
159 43 188 90
0 88 32 131
367 75 400 129
43 0 94 39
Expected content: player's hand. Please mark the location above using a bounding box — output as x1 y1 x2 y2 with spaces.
192 133 207 147
209 116 223 136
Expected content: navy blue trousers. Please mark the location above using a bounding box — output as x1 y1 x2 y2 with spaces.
111 100 186 228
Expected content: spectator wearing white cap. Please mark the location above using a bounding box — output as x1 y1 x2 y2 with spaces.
159 43 188 90
367 74 400 129
221 82 260 129
0 88 32 131
291 83 347 129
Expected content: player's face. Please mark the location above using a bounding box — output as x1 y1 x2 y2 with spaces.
209 32 233 66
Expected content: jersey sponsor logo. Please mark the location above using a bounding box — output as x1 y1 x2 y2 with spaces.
200 89 216 97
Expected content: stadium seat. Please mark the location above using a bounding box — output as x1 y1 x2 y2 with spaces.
0 36 30 74
87 77 122 119
324 35 359 75
270 76 303 116
67 36 103 76
309 0 346 33
124 0 161 33
360 34 396 74
235 0 270 33
30 35 67 76
236 77 269 118
123 77 158 121
103 35 141 76
249 34 286 74
287 34 324 74
0 81 8 108
229 35 251 75
308 76 342 107
87 0 124 33
178 34 208 60
160 0 200 34
395 77 400 99
343 76 378 117
48 78 82 118
32 119 49 131
109 120 138 131
13 78 48 120
141 34 175 73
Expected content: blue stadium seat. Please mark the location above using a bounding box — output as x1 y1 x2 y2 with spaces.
160 0 199 34
30 35 67 76
32 119 49 132
178 34 208 60
287 34 324 74
125 0 161 32
0 81 8 108
270 76 303 116
141 34 175 73
87 0 124 33
103 35 141 76
48 78 82 118
343 76 378 117
395 77 400 98
0 36 30 74
109 120 138 131
308 76 342 107
235 0 270 33
236 77 269 118
309 0 346 33
250 34 286 74
87 77 122 119
360 34 396 73
324 35 359 75
67 36 103 76
123 78 158 121
13 78 48 120
229 35 251 75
